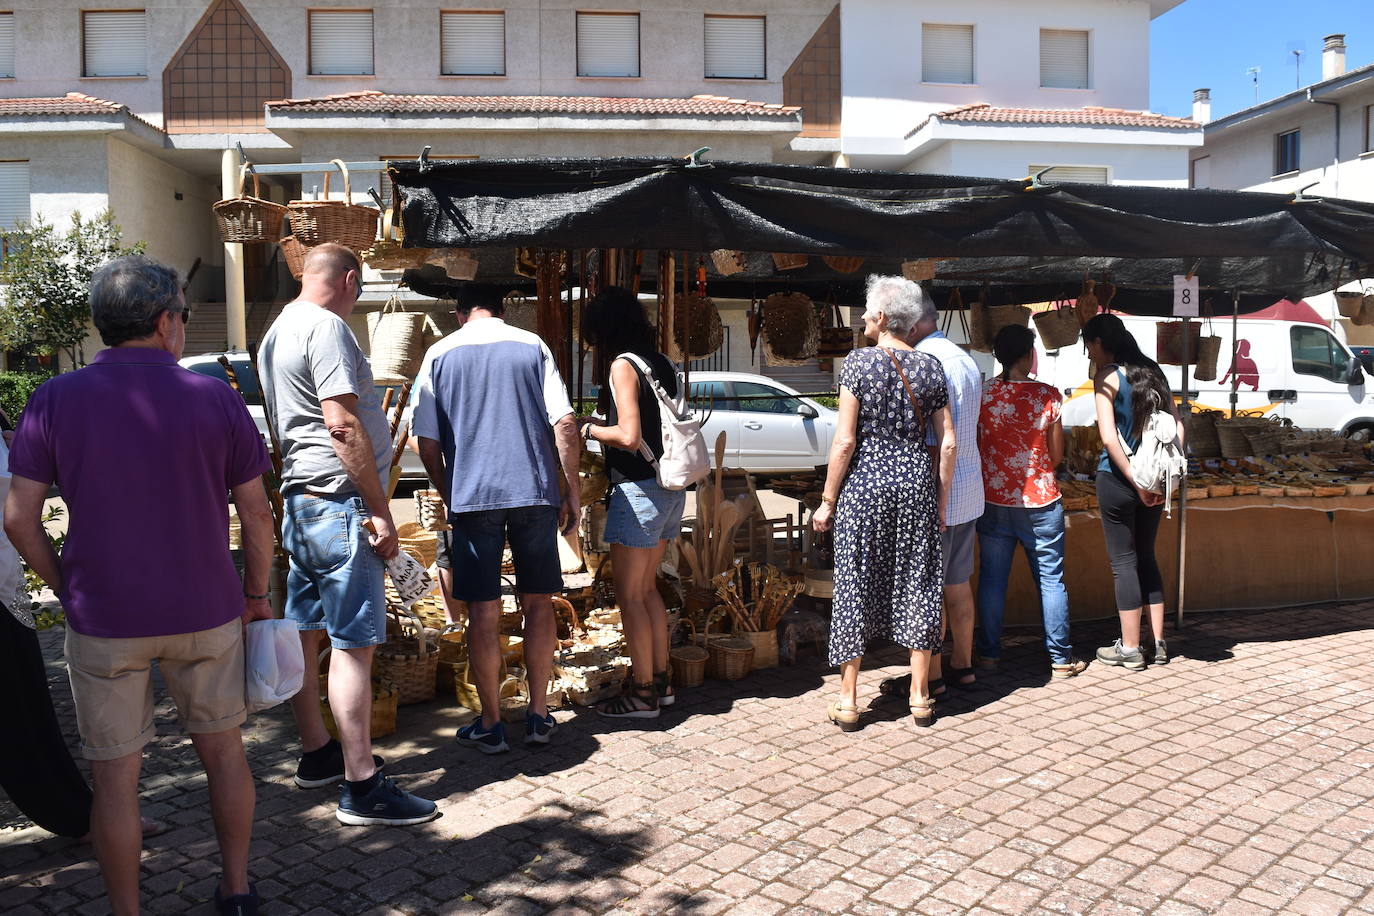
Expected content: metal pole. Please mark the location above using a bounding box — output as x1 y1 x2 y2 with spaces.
1230 291 1240 417
1175 318 1191 630
221 149 247 350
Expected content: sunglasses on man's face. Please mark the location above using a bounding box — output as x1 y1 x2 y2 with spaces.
167 307 191 324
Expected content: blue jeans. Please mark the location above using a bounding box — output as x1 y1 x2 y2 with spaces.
975 502 1071 665
281 492 386 650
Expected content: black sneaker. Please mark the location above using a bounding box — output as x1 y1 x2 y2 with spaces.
455 718 510 754
336 775 439 827
294 739 385 789
1153 639 1169 665
214 881 258 916
1096 639 1146 670
524 711 557 746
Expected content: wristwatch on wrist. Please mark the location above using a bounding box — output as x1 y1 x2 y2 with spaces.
244 590 269 600
583 423 595 442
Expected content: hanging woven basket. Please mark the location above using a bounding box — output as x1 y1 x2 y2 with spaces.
821 255 865 274
710 249 748 276
761 292 819 366
287 159 380 252
1194 334 1223 381
1033 302 1081 350
214 164 287 244
674 294 725 359
1335 291 1364 318
280 235 309 280
427 248 480 280
817 303 855 358
771 252 809 271
367 295 429 384
984 304 1031 347
364 207 431 271
1156 321 1202 365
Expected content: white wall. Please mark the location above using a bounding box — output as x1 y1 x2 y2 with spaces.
104 138 221 276
5 1 834 129
0 134 111 228
914 137 1192 186
841 0 1154 155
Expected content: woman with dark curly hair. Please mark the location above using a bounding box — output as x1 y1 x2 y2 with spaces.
579 286 687 719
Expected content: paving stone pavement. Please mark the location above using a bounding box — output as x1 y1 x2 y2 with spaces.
3 602 1374 915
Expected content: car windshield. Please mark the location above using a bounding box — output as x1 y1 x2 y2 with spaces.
184 358 263 406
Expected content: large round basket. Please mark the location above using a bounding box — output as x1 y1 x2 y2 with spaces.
761 292 819 366
742 628 779 670
1033 305 1080 350
674 294 725 359
374 606 439 705
1186 410 1222 458
669 618 708 687
214 164 287 244
286 159 379 252
396 521 439 569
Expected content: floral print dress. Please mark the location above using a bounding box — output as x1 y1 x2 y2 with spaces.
829 347 950 665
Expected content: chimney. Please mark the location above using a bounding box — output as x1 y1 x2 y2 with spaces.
1323 34 1346 80
1192 88 1211 123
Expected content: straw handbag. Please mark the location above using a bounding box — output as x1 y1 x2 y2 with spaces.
669 618 708 687
1033 301 1081 350
364 208 431 271
822 255 865 274
772 252 808 271
674 294 725 359
1336 291 1364 319
1156 321 1202 365
1194 316 1223 382
710 249 748 276
1357 295 1374 327
375 606 439 705
984 304 1031 346
368 296 429 384
761 292 819 366
817 302 855 358
287 159 379 252
214 164 287 244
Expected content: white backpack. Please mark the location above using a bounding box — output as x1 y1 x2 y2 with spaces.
613 353 710 490
1124 390 1187 516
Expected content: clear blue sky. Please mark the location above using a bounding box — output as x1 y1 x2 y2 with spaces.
1149 0 1372 120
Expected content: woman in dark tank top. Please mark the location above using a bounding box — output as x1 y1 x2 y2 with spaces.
578 286 687 719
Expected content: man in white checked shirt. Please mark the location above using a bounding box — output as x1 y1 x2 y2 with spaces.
911 290 985 692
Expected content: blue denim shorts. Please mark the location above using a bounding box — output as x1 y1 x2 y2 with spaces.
447 505 563 602
281 492 386 650
604 478 687 549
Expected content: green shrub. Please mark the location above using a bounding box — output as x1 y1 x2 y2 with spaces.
0 370 52 423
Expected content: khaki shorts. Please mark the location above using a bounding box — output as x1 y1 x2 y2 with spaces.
65 617 247 761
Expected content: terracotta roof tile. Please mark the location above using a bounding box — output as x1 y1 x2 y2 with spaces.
0 92 129 116
266 91 800 117
931 103 1198 130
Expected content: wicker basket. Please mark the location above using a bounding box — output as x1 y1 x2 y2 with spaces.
214 164 287 244
1194 334 1223 381
322 679 398 740
280 235 309 280
1157 321 1202 365
396 521 438 569
374 606 439 705
287 159 379 252
368 296 429 385
984 304 1031 346
710 249 748 276
1033 303 1081 350
822 255 865 274
1243 418 1288 456
364 208 431 271
703 616 754 681
1186 410 1223 458
741 628 779 670
674 294 725 360
414 489 450 532
772 252 809 271
761 292 819 366
901 259 937 282
817 303 855 358
1336 291 1365 318
669 619 708 687
555 645 630 706
437 625 467 664
1215 417 1264 458
579 451 609 507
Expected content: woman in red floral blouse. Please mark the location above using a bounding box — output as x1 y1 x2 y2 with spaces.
974 325 1085 677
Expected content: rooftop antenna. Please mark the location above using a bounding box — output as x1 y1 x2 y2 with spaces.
1246 66 1261 104
1286 40 1307 89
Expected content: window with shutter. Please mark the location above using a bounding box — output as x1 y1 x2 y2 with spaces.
83 10 147 78
1040 29 1089 90
1366 105 1374 153
576 12 639 78
1028 164 1109 184
921 24 973 84
1275 129 1300 175
0 161 30 234
0 13 14 79
704 15 765 80
441 11 505 76
310 10 374 76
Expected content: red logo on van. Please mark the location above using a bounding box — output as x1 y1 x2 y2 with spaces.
1220 339 1260 391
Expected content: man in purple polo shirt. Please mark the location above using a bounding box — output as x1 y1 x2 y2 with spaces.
6 256 275 915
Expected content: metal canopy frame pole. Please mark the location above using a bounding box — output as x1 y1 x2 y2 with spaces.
1176 317 1191 631
1230 291 1241 418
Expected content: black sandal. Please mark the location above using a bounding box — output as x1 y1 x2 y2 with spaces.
947 666 977 687
596 683 660 719
878 674 912 697
653 670 675 707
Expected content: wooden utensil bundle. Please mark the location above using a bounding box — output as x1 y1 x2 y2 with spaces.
711 565 801 632
678 432 751 588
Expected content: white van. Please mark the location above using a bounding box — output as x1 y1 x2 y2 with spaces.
1012 316 1373 438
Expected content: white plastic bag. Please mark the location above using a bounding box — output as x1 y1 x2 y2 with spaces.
244 619 304 714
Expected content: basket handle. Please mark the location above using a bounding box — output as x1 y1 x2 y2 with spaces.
235 162 261 201
387 603 429 654
551 595 581 635
330 159 352 205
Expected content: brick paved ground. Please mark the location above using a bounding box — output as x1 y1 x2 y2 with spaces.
3 601 1374 915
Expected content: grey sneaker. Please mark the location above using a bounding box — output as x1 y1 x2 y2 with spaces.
1096 639 1146 670
1152 640 1169 665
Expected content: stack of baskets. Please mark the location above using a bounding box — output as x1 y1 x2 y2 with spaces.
1215 416 1266 457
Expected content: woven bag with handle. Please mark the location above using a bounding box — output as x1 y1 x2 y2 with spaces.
287 159 379 252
